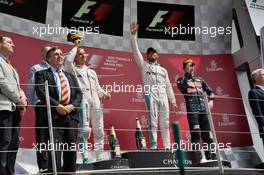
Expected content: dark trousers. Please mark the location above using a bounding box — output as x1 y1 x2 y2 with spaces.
0 109 21 175
35 105 48 170
187 112 214 157
47 117 78 174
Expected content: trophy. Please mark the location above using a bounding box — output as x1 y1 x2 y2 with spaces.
67 32 82 46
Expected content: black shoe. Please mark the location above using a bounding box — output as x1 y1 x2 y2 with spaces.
211 153 217 160
164 147 171 151
199 152 203 160
205 153 212 160
205 152 217 160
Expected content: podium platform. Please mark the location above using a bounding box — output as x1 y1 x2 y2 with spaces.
77 150 231 171
76 168 264 175
255 162 264 169
76 158 130 171
121 150 231 168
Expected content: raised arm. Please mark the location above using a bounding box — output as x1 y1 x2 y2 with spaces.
64 46 78 75
130 22 144 68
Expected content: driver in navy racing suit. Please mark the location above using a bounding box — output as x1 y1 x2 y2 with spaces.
177 58 216 160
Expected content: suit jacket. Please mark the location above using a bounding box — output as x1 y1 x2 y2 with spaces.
27 60 49 106
35 68 81 124
248 86 264 138
0 58 21 112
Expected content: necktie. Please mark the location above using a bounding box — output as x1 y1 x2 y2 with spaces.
57 70 69 105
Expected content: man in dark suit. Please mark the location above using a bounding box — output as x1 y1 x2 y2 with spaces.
27 46 51 173
35 47 81 173
248 68 264 146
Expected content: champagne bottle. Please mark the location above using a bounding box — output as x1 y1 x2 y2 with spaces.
135 118 147 150
109 126 121 158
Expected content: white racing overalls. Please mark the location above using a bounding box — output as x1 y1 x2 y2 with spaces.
64 47 107 160
131 35 176 149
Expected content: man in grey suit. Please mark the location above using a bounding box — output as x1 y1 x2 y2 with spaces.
27 46 51 172
0 35 27 175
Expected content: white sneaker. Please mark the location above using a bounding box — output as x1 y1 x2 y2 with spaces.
151 146 157 150
96 152 104 162
38 168 48 173
83 158 92 164
82 150 89 160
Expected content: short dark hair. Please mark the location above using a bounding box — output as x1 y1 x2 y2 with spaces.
46 46 58 58
147 47 157 54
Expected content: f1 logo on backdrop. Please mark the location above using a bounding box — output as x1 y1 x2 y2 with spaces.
149 11 184 28
62 0 124 36
73 1 112 22
149 11 169 27
137 1 195 40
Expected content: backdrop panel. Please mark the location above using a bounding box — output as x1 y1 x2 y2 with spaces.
137 1 195 40
61 0 124 36
0 0 47 23
0 30 252 150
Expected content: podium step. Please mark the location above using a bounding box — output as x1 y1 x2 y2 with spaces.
255 162 264 169
199 160 231 167
76 158 130 171
75 168 264 175
77 150 231 171
121 150 231 168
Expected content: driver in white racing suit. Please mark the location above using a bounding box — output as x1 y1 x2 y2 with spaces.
130 22 178 149
64 46 111 163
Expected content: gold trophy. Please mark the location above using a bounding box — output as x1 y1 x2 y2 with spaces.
67 32 82 46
